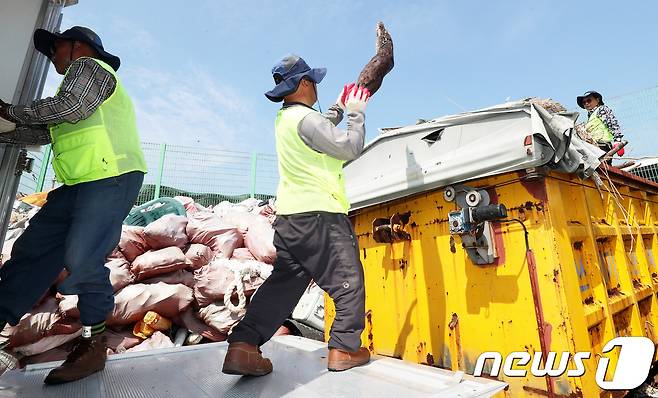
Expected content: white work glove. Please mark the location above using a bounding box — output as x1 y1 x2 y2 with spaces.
0 100 16 133
0 115 16 134
336 83 356 111
345 86 371 113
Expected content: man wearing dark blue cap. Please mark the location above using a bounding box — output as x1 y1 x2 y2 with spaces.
223 54 371 376
0 26 146 384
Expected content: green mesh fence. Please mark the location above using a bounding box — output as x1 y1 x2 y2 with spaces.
572 86 658 158
606 86 658 158
19 142 278 207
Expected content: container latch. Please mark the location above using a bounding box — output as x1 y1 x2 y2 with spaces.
445 185 507 265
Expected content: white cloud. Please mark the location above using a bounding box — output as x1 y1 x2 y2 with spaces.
106 18 159 55
121 65 264 150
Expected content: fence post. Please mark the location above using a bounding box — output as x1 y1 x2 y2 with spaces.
35 145 52 192
250 152 258 199
154 143 167 200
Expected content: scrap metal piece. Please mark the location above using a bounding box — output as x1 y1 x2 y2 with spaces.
390 212 411 241
372 212 411 243
372 218 392 243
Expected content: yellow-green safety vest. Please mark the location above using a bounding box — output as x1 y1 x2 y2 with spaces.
585 107 614 144
274 105 350 215
49 57 147 186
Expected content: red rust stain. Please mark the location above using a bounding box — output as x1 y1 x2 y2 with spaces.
426 353 435 366
517 174 549 202
543 321 553 352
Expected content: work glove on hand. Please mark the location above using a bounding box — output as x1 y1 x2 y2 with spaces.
345 86 371 113
336 83 356 111
0 100 16 134
612 141 625 157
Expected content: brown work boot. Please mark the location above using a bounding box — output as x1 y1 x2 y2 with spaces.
222 342 272 376
44 333 107 385
327 347 370 371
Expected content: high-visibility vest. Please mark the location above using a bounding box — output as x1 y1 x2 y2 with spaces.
274 105 350 215
585 107 614 144
50 57 147 185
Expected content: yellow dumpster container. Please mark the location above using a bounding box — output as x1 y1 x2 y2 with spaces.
325 101 658 397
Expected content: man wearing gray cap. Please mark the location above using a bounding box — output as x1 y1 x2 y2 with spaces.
0 26 146 384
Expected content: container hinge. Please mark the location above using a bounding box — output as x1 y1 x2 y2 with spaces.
15 150 34 176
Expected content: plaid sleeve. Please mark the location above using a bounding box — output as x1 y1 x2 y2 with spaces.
597 105 623 141
0 125 51 146
7 57 116 125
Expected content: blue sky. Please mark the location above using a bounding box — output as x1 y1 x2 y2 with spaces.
46 0 658 156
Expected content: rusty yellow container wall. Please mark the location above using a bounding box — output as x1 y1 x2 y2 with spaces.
325 167 658 398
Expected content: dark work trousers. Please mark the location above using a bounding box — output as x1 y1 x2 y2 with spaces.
0 171 144 326
229 212 366 352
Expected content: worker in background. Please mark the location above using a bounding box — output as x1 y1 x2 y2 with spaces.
0 26 146 384
223 54 371 376
576 90 625 159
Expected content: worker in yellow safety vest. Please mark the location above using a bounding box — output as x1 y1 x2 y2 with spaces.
223 54 372 376
576 90 625 159
0 26 146 385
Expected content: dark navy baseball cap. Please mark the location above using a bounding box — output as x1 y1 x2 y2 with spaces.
265 54 326 102
33 26 121 71
576 90 604 109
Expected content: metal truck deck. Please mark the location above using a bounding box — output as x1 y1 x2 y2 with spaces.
0 336 506 397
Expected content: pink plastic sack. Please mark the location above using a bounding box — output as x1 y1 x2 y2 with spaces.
105 329 142 353
131 247 190 281
185 244 214 270
57 294 80 318
143 214 189 249
107 247 125 260
197 303 245 334
244 217 276 264
174 196 199 215
176 309 227 342
126 331 174 353
1 297 61 348
106 258 135 292
193 263 234 307
13 330 81 357
219 211 258 235
118 225 150 262
192 259 268 307
141 269 194 287
186 213 243 257
109 283 193 326
231 247 256 262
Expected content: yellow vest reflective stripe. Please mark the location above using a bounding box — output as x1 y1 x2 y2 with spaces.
49 57 147 185
274 105 350 215
585 108 614 143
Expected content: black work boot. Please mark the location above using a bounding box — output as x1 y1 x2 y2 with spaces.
44 333 107 385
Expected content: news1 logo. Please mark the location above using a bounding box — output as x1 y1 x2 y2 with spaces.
474 337 655 390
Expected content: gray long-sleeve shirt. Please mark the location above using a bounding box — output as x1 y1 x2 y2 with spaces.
285 102 366 161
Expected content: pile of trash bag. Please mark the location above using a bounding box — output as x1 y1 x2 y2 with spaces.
0 195 279 369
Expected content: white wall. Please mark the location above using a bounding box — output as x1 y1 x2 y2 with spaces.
0 0 44 102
